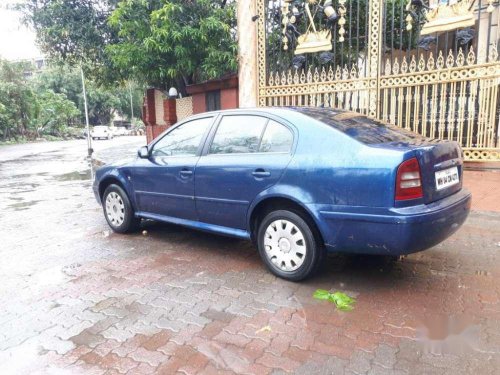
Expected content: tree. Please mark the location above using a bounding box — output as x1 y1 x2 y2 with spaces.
113 82 144 122
18 0 120 83
107 0 237 92
33 90 80 137
20 0 238 91
148 0 237 88
0 60 35 140
0 59 138 141
33 65 84 110
34 65 139 125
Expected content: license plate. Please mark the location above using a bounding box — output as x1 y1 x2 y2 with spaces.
435 167 459 191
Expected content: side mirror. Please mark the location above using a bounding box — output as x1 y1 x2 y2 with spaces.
138 146 150 159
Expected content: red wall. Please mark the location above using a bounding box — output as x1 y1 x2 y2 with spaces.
192 93 206 114
144 75 239 143
191 88 239 115
221 87 239 110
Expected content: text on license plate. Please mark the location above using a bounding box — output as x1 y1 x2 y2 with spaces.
435 167 459 191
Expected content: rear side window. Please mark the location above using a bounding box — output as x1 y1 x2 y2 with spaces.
259 120 293 153
210 116 267 154
294 107 426 145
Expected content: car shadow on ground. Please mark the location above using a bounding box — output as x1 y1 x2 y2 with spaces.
134 220 417 288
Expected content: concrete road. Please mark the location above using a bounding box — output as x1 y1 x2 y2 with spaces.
0 138 499 374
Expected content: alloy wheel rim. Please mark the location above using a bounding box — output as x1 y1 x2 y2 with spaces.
264 219 307 272
105 192 125 227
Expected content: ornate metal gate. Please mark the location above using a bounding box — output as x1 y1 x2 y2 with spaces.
256 0 500 161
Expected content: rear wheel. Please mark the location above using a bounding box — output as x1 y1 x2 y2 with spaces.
257 210 324 281
103 184 140 233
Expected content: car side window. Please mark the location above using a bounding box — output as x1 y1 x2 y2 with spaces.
151 117 212 157
259 120 293 153
209 116 268 154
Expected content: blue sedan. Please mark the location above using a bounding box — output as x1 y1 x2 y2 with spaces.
93 107 471 281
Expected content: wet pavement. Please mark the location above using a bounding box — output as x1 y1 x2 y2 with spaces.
0 138 499 374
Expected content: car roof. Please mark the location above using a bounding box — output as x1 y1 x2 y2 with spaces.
201 107 427 146
204 106 347 115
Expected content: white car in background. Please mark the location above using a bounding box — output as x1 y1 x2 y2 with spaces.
91 126 113 140
112 127 130 136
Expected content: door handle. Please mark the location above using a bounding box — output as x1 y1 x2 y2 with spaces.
180 169 193 177
252 169 271 178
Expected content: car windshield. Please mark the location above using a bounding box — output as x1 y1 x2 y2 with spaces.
292 107 427 145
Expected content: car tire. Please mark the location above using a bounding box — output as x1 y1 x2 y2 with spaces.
102 184 140 233
257 210 324 281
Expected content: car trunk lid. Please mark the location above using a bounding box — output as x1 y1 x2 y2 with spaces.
387 139 463 204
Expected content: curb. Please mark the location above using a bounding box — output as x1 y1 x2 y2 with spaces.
91 156 106 169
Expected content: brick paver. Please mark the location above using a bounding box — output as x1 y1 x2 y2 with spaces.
463 169 500 212
1 140 500 374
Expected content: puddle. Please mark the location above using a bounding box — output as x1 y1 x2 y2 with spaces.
1 182 40 190
30 266 72 287
53 169 92 181
7 200 41 210
12 172 49 179
8 196 24 201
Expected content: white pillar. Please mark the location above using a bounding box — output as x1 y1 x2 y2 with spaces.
237 0 258 108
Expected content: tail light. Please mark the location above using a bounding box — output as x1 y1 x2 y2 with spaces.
395 157 423 201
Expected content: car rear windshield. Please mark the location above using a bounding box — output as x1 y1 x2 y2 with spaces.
293 107 427 145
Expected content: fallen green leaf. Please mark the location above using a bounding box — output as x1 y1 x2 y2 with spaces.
313 289 356 311
312 289 331 301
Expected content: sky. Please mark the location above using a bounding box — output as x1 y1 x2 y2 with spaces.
0 0 42 61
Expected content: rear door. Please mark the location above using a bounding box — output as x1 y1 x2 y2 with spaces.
195 115 294 229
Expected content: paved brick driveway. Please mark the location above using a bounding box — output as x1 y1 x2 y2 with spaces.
1 139 499 374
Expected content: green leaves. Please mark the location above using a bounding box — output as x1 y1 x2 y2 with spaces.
312 289 331 301
106 0 237 89
18 0 119 80
20 0 237 89
0 59 144 141
313 289 356 311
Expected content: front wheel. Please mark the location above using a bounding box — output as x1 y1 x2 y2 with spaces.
102 184 140 233
257 210 324 281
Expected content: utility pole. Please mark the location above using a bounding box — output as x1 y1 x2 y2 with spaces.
81 66 92 157
128 82 134 127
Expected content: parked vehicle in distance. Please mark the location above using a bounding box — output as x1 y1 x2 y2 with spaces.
93 108 471 281
130 125 145 136
111 127 130 136
91 126 113 140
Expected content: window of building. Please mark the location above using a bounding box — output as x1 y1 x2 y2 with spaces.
206 90 221 112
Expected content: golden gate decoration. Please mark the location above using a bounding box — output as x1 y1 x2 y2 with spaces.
256 0 500 162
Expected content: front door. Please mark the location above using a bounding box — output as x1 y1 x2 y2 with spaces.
131 116 214 221
195 115 295 229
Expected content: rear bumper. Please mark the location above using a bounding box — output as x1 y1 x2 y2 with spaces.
314 189 471 255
